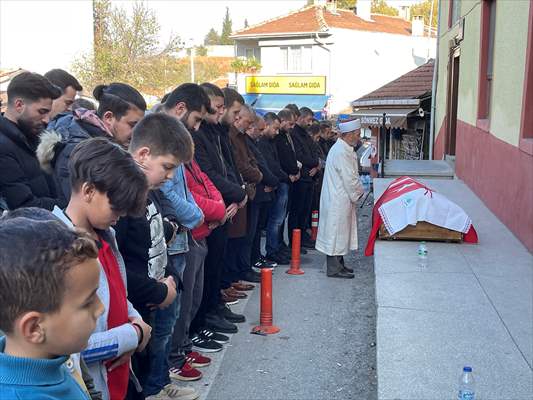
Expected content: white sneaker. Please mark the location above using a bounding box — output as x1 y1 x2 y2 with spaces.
162 383 199 400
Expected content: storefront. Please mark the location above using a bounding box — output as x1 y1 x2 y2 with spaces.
240 75 329 119
348 60 435 175
351 106 428 162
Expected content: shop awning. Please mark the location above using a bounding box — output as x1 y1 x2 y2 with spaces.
242 94 259 106
350 107 418 129
252 94 329 114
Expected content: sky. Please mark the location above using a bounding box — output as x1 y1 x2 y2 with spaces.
114 0 309 46
0 0 424 73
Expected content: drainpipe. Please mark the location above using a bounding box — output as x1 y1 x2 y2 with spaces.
314 32 331 115
429 2 442 160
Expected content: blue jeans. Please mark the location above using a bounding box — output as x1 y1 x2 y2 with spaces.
143 256 184 396
266 183 289 255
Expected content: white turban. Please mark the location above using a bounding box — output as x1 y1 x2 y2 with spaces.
338 119 361 134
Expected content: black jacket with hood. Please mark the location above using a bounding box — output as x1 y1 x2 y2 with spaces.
0 115 64 210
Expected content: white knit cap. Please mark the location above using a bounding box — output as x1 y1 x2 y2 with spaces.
338 119 361 134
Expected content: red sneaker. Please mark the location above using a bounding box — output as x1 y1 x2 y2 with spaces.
169 362 203 381
186 351 211 368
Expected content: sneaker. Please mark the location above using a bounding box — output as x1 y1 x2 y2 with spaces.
218 304 246 323
169 362 203 381
253 258 277 269
146 383 199 400
266 252 290 265
199 328 229 344
191 334 223 353
185 351 211 368
205 313 238 334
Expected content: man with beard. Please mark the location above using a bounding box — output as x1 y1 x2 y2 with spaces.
274 108 301 255
190 85 248 341
289 107 320 250
43 68 83 120
0 72 63 211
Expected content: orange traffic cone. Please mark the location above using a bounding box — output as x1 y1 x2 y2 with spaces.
311 210 319 241
251 268 280 335
286 229 305 275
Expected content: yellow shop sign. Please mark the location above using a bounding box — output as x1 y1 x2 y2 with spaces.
245 76 326 95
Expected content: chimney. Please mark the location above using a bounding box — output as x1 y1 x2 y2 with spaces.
412 15 424 36
355 0 372 21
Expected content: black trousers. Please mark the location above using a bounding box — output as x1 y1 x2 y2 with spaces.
288 180 314 243
189 224 227 334
252 201 271 263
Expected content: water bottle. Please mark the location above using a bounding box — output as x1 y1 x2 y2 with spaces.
417 242 428 268
458 366 476 400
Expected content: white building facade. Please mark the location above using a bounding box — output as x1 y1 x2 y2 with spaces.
231 1 436 115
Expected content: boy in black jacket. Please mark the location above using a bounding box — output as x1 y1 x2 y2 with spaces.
114 113 198 400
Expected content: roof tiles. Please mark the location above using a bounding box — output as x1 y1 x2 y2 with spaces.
232 6 414 37
353 59 435 103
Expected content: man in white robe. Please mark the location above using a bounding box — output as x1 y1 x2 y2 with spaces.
315 119 365 279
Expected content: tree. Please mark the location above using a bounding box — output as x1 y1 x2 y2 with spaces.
73 1 182 96
410 0 438 29
195 46 208 57
371 0 399 16
220 7 234 45
230 57 262 74
337 0 356 9
204 28 220 46
244 18 249 28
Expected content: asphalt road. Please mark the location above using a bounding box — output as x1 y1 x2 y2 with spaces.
184 195 377 400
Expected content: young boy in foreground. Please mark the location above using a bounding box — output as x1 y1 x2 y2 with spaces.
0 215 104 399
53 137 152 400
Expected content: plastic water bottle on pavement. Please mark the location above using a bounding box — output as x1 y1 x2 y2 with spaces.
457 366 476 400
417 242 428 268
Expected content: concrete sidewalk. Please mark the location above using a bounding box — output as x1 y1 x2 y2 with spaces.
373 178 533 400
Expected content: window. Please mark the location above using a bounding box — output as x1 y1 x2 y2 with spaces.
245 47 260 61
449 0 461 27
520 1 533 154
280 45 312 72
477 0 496 125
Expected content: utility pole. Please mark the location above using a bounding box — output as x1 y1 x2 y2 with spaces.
190 46 195 83
187 37 195 83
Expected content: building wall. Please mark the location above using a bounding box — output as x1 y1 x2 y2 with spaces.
206 45 235 58
0 0 93 74
235 28 435 114
329 28 435 113
434 0 533 252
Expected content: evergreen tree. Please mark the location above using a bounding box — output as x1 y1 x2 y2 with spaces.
204 28 220 46
220 7 234 45
244 18 249 28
